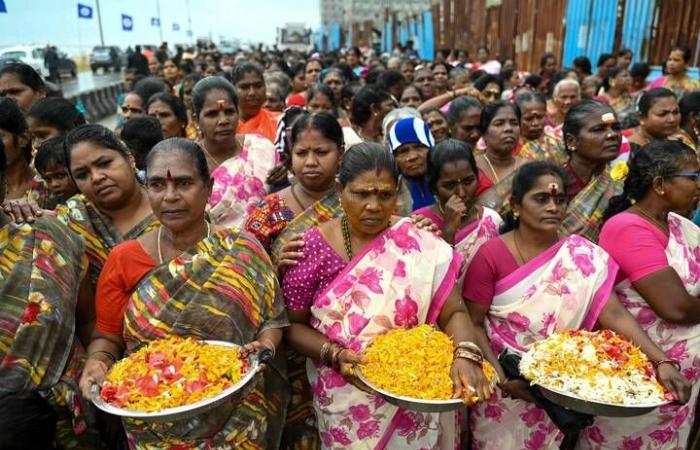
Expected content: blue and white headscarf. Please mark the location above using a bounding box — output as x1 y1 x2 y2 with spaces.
387 117 435 154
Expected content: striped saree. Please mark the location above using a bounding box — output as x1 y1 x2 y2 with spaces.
121 228 289 450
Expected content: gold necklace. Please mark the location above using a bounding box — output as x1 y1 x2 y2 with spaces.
341 215 354 260
157 221 211 264
482 154 515 183
512 230 529 265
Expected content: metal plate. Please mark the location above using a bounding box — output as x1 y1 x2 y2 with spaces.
354 366 466 413
534 383 669 417
91 340 258 422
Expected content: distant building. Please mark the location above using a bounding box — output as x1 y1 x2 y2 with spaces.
320 0 431 29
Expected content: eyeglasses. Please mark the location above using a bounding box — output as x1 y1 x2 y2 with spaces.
670 171 700 181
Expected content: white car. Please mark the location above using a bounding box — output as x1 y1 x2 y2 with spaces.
0 45 44 76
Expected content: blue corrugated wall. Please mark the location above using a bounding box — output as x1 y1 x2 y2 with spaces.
619 0 654 63
562 0 618 68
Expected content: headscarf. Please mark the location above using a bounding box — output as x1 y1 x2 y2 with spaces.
387 117 435 154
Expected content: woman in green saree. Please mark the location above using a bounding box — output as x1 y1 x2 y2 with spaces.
79 138 289 449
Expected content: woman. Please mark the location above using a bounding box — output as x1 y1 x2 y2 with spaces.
464 161 690 450
473 74 503 105
321 68 345 106
346 47 363 76
233 62 279 142
546 79 581 131
598 67 637 129
628 88 683 147
648 46 700 98
347 85 396 144
119 91 145 125
305 60 323 88
246 112 343 254
558 100 626 242
475 101 525 215
27 97 86 150
389 116 436 211
0 62 46 112
78 138 289 449
282 143 493 449
587 141 700 449
146 92 188 139
414 138 502 265
617 48 633 70
679 91 700 150
516 92 567 164
447 95 483 148
306 83 338 117
162 57 182 87
287 62 308 107
431 61 450 96
58 124 158 290
0 140 104 450
422 107 451 142
178 72 204 140
399 84 424 109
413 67 437 100
191 76 277 228
1 97 50 207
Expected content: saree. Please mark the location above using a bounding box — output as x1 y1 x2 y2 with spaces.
121 228 290 450
648 76 700 99
603 94 638 129
271 192 342 450
0 216 102 449
559 165 624 243
208 134 278 228
270 192 342 263
470 235 618 450
237 108 281 143
476 169 519 217
519 132 568 165
579 213 700 450
56 194 159 288
308 218 463 450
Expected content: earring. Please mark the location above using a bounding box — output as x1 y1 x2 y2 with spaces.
513 211 520 218
569 146 576 152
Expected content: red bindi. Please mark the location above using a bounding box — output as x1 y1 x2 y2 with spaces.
166 169 173 181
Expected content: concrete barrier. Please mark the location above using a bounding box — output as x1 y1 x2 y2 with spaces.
67 81 125 123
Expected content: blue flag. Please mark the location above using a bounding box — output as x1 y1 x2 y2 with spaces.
172 23 180 31
186 30 193 37
122 14 133 31
0 1 7 13
151 17 160 26
77 3 92 19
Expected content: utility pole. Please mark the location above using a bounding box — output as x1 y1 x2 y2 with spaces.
95 0 105 46
156 0 163 42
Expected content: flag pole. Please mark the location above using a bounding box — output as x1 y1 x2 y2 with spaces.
156 0 163 43
95 0 105 46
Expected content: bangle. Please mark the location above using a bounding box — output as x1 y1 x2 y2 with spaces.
652 359 681 371
455 341 483 357
450 90 456 99
319 342 332 363
90 350 117 364
454 348 483 365
329 344 344 369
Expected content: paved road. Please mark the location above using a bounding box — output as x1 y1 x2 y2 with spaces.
58 70 124 98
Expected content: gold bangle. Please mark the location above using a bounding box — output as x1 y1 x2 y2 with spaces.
454 348 483 365
319 342 331 363
455 341 483 357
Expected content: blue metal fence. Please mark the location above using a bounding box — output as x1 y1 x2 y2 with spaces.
619 0 654 63
562 0 617 67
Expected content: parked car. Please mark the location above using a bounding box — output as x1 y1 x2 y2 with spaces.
0 45 44 76
90 46 125 73
56 52 77 78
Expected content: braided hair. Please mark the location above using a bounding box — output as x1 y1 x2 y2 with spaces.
603 140 697 220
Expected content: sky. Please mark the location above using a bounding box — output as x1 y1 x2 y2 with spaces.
0 0 320 52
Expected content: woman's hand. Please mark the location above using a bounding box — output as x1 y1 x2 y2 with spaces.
239 340 274 358
2 198 45 223
79 357 110 398
455 87 484 102
656 363 691 404
337 349 371 393
410 214 440 235
443 195 468 225
451 358 494 405
498 379 535 403
276 234 305 277
266 163 289 186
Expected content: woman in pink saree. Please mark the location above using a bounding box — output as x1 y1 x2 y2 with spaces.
282 143 494 449
463 161 690 450
583 141 700 450
414 138 502 271
189 76 278 228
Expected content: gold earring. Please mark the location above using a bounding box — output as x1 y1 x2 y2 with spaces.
513 211 520 218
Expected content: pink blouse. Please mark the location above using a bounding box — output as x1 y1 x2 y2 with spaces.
598 212 670 283
462 237 519 306
282 226 346 312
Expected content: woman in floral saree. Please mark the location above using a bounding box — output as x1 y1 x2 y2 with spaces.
282 143 493 450
515 92 568 165
414 138 502 271
190 76 278 228
0 141 103 449
463 161 690 450
583 141 700 450
79 138 289 450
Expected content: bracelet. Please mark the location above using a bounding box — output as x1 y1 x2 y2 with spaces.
450 90 456 99
89 350 117 364
329 344 345 369
454 348 483 365
652 359 681 371
319 342 332 363
455 341 483 357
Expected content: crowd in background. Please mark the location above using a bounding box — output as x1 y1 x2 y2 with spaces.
0 36 699 450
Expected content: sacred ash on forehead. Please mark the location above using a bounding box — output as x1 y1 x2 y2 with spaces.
601 112 615 124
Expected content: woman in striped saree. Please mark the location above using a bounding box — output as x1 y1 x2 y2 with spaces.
79 138 289 450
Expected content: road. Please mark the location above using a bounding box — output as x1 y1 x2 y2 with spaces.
58 70 123 98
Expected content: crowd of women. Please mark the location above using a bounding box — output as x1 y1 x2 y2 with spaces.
0 40 699 450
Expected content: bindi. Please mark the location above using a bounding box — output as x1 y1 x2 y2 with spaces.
601 112 615 124
166 169 173 181
217 100 226 110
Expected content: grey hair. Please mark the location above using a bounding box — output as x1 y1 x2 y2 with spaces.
553 78 581 97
